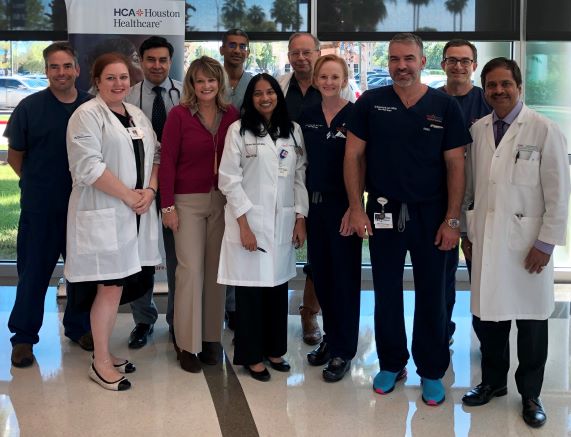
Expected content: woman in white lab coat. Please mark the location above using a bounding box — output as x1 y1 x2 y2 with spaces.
66 53 161 391
218 73 309 381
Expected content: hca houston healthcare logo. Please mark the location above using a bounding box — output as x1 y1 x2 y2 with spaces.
113 7 181 28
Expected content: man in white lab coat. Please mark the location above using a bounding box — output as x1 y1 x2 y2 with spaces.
461 57 570 428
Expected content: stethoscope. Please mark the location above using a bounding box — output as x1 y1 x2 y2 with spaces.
138 77 180 108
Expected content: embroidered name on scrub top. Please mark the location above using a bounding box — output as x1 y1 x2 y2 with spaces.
424 114 444 132
374 105 398 112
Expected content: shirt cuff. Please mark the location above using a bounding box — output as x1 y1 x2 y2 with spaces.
296 213 305 219
534 240 555 255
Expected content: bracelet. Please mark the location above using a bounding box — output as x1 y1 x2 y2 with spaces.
146 187 157 196
161 205 175 213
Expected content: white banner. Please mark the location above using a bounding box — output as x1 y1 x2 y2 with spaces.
65 1 185 35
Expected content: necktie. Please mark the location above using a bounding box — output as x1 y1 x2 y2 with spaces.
152 86 167 141
494 119 507 147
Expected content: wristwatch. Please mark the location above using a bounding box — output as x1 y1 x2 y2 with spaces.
161 205 176 214
444 218 460 229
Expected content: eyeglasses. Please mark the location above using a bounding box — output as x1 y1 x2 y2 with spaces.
443 57 474 66
226 42 248 51
288 50 318 58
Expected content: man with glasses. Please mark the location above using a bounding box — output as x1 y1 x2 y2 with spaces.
345 33 470 405
219 28 253 330
220 28 252 111
461 57 569 428
125 36 182 348
277 33 354 346
439 39 491 346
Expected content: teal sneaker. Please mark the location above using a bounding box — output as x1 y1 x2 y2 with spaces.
421 378 445 406
373 368 407 394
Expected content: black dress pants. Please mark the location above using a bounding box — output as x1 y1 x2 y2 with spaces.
472 315 548 398
233 282 288 365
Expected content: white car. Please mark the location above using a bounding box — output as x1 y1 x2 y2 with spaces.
0 77 46 108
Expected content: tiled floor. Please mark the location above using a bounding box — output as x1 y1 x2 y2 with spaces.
0 286 569 436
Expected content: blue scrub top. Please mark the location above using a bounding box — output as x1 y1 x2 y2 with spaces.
349 86 471 203
4 88 92 212
299 102 353 195
438 85 491 129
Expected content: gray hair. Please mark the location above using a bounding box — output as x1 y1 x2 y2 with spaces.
389 33 424 56
288 33 320 51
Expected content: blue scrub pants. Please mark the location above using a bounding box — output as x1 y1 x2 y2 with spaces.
367 198 449 379
8 210 90 345
307 194 362 360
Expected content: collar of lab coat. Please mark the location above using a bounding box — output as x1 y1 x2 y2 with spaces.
94 94 137 144
483 103 530 153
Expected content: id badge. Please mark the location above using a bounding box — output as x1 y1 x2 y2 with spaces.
127 127 144 140
278 167 288 177
374 212 393 229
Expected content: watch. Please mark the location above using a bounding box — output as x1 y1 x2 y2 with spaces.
444 218 460 229
161 205 176 214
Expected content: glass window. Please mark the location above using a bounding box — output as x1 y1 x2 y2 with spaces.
317 0 519 37
525 41 571 269
527 0 571 39
187 0 309 32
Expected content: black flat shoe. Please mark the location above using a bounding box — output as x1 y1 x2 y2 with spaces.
462 383 507 406
522 397 546 428
268 358 290 372
180 350 202 373
323 357 351 382
245 365 271 382
88 364 131 391
307 342 330 366
128 323 154 349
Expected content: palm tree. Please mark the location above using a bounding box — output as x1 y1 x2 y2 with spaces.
247 5 266 26
407 0 432 31
319 0 395 32
271 0 302 31
221 0 247 29
445 0 468 31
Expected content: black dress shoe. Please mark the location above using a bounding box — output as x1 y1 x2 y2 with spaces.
180 350 202 373
268 358 291 372
323 357 351 382
307 342 330 366
462 383 507 406
522 397 546 428
128 323 153 349
245 365 271 382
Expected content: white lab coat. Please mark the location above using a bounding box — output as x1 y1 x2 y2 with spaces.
277 72 356 103
217 120 309 287
65 95 162 282
464 104 570 321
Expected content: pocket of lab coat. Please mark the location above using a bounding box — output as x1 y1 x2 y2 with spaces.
224 204 264 244
76 208 119 255
276 206 295 244
508 215 541 251
511 159 540 187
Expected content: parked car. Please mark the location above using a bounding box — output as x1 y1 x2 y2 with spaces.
347 78 361 100
0 76 46 108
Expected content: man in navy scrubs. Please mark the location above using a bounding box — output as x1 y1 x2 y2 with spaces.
344 33 470 405
6 42 92 367
439 39 491 344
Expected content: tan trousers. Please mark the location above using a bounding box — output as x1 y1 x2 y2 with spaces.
173 190 226 353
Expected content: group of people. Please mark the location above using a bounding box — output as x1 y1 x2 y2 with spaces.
5 29 568 429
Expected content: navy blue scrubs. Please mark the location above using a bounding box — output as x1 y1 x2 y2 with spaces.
6 88 92 346
438 86 491 341
349 86 471 379
300 102 362 360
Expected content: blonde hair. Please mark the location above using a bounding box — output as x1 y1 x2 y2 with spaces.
180 56 229 111
312 54 349 85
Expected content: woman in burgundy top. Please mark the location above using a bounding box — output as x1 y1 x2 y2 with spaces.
159 56 239 373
